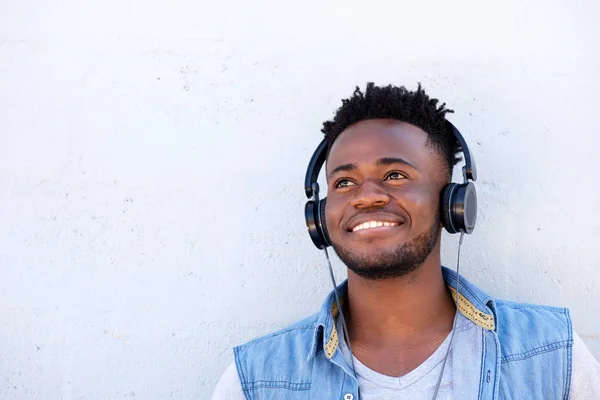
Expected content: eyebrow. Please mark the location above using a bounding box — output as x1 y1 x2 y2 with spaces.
327 157 418 180
377 157 418 170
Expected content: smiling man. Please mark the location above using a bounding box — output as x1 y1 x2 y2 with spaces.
212 83 599 399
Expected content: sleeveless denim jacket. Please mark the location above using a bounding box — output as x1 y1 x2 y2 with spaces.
234 268 573 399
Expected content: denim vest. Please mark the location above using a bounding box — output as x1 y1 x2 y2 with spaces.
234 268 573 399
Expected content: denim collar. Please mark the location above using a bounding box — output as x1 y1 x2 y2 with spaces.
308 266 497 361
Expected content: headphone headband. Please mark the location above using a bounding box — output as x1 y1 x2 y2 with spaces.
304 138 328 198
445 121 477 182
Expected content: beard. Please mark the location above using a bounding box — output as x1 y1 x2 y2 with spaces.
332 214 441 280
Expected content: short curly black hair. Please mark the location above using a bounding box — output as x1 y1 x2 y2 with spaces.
321 82 461 179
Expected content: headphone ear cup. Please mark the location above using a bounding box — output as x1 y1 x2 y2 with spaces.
440 182 478 234
305 199 324 249
455 182 477 234
305 198 330 249
318 198 331 247
441 183 459 234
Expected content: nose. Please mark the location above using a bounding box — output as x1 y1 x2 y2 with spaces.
349 178 391 209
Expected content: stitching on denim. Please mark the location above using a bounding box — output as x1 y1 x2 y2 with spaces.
459 282 490 310
494 334 501 397
498 302 568 313
234 347 250 399
236 325 314 350
477 330 486 400
563 308 573 400
500 340 571 363
323 296 343 358
324 322 339 359
242 380 311 391
443 268 492 311
308 324 325 362
448 286 495 330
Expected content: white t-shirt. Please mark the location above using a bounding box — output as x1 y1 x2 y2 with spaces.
212 315 600 399
334 312 476 399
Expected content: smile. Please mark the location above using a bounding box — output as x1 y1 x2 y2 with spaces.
351 220 400 232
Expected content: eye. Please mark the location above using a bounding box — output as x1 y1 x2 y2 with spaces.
334 179 356 188
385 171 407 181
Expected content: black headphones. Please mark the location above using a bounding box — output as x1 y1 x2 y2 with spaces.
303 120 478 249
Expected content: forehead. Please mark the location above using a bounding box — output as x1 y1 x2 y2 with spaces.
326 119 439 174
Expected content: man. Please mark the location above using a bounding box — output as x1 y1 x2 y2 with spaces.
213 83 600 399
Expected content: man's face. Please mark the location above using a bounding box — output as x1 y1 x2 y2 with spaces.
325 119 448 280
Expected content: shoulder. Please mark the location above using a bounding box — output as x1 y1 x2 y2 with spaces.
570 332 600 398
494 298 572 335
212 362 245 400
234 313 319 354
234 313 320 386
493 298 572 362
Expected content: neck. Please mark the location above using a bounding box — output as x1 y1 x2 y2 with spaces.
344 250 456 346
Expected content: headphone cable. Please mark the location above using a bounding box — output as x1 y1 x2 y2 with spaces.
324 247 360 399
431 232 464 399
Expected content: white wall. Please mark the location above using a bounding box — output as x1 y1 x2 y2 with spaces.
1 1 599 398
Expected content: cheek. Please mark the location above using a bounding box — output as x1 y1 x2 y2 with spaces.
324 198 344 233
399 185 441 220
324 200 335 223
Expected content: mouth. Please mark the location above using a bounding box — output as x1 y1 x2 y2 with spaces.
350 220 401 232
345 213 406 236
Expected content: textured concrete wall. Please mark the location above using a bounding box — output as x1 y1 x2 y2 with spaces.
1 1 599 399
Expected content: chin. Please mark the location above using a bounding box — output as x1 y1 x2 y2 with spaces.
331 225 440 281
346 259 421 280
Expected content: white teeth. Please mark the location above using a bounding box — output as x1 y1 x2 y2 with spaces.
352 221 399 232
